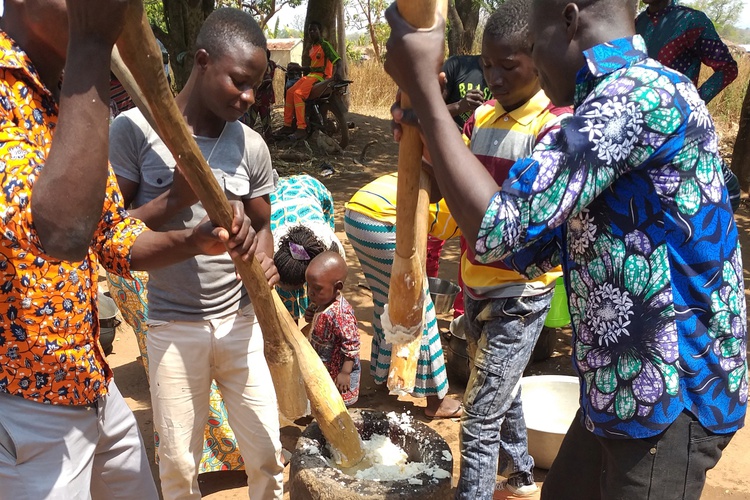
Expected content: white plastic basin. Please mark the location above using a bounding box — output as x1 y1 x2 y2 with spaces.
520 375 580 470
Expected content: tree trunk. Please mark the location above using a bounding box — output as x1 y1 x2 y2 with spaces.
336 0 348 79
731 76 750 192
303 0 338 67
446 0 480 56
157 0 214 91
335 0 351 109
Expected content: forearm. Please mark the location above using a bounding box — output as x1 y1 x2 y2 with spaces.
127 190 193 230
340 358 354 374
31 43 113 261
698 67 737 104
411 84 499 247
129 229 201 270
698 36 738 104
256 226 274 258
446 101 463 117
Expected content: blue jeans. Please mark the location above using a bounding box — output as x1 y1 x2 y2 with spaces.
456 292 553 500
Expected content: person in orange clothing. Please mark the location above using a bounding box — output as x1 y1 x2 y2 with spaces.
277 21 342 140
0 2 265 498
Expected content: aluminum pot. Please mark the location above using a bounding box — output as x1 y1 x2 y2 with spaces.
427 277 460 315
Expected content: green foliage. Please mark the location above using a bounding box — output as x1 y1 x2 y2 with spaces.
345 0 389 60
144 0 166 30
242 0 305 28
723 26 750 45
346 41 363 62
275 26 304 38
683 0 745 32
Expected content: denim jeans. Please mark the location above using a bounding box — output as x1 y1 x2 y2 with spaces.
541 409 734 500
456 292 553 500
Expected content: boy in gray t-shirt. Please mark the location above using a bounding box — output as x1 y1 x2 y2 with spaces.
109 9 283 500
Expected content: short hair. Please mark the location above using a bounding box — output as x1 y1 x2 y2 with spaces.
534 0 638 18
274 225 337 287
195 8 267 58
484 0 532 52
307 251 348 284
308 21 323 31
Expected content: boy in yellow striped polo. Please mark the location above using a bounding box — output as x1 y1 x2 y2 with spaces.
451 1 572 498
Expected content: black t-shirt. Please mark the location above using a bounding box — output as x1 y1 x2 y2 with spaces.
442 55 491 128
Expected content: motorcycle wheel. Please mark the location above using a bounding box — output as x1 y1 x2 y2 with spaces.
319 100 349 150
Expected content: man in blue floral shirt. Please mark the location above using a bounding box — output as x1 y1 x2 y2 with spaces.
384 0 746 498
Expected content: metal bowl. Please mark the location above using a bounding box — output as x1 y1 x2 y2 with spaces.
428 277 460 315
520 375 579 469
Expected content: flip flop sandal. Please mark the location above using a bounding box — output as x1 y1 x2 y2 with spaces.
425 402 464 420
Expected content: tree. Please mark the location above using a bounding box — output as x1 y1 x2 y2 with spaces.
240 0 305 30
346 0 388 61
146 0 217 90
302 0 345 73
686 0 745 33
144 0 305 90
447 0 481 56
731 77 750 191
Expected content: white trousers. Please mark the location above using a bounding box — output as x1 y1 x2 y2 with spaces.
147 306 283 500
0 381 158 500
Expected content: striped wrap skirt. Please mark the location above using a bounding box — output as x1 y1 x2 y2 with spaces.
344 209 448 399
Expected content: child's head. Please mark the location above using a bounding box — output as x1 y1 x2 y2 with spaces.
481 0 539 112
305 251 348 308
274 225 333 290
527 0 638 106
192 8 268 122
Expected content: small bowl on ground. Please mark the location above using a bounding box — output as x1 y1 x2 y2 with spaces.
520 375 579 469
428 277 460 315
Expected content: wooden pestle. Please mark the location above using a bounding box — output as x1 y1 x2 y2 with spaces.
386 0 449 395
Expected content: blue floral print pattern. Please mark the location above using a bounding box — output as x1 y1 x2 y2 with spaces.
475 36 746 438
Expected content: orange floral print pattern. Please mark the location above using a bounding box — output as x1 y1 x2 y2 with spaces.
0 31 147 405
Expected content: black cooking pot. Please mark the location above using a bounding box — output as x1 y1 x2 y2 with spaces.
441 317 557 386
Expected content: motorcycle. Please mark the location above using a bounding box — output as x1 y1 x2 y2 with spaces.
278 63 353 149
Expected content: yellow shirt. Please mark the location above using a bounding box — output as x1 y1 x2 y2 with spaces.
459 91 569 296
345 173 460 240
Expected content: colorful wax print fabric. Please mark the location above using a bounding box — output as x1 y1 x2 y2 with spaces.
476 36 747 439
635 1 738 103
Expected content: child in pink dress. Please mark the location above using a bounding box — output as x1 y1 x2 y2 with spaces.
304 251 360 406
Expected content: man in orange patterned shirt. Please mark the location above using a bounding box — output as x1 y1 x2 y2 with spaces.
0 2 263 498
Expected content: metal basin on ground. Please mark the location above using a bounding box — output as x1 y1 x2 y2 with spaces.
520 375 579 469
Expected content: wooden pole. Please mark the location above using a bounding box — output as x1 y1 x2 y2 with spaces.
114 1 365 467
386 0 448 395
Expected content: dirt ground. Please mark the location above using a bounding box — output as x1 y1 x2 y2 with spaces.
103 110 750 499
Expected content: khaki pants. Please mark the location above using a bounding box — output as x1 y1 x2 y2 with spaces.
0 382 158 500
146 306 283 500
